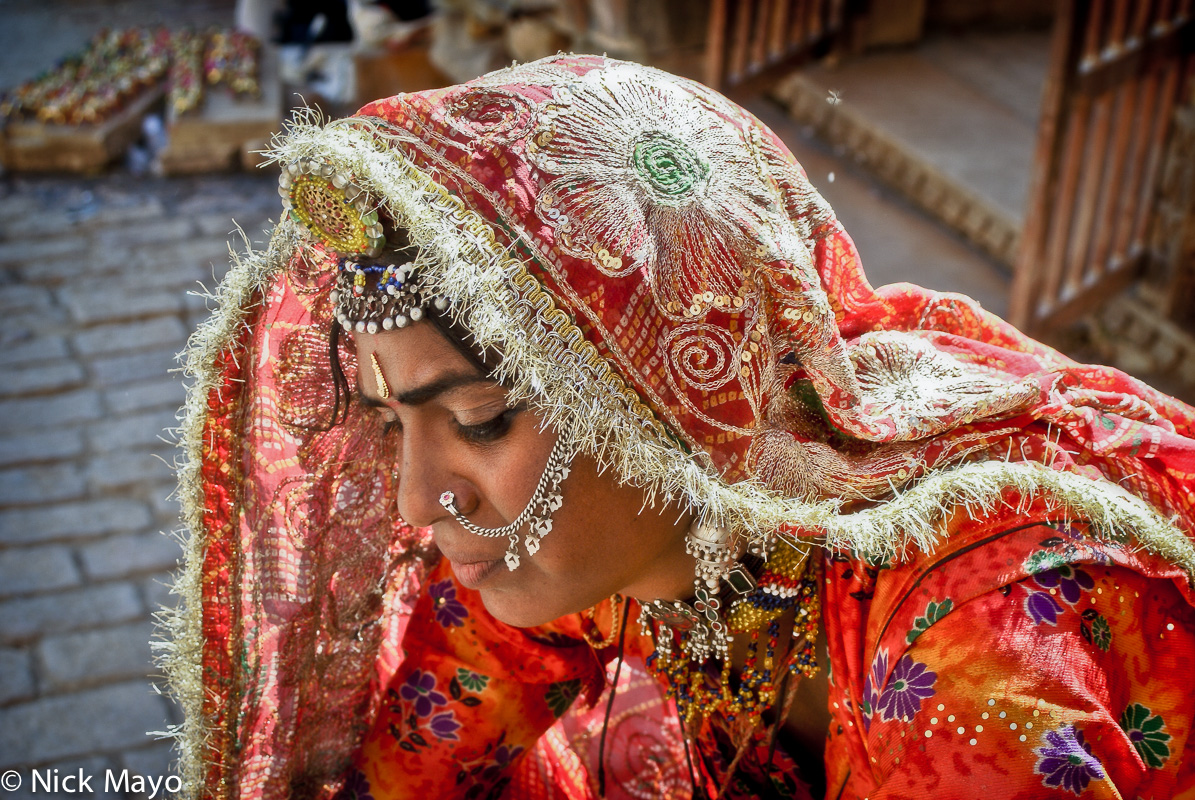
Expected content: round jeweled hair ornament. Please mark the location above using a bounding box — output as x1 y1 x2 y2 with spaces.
280 157 386 258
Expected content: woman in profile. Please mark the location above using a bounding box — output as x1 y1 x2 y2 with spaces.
166 55 1195 799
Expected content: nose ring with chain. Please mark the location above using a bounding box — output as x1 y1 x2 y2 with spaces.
439 432 573 570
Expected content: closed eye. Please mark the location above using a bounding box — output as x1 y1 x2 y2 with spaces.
455 405 524 444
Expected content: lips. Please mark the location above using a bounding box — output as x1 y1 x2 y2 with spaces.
448 557 504 590
434 521 507 590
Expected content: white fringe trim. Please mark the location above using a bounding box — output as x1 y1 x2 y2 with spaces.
264 118 1193 574
160 220 301 798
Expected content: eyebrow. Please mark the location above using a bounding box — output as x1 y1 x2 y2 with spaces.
357 371 498 407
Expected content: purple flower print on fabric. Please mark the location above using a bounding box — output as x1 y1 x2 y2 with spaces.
876 654 937 722
428 710 462 741
459 739 526 800
400 669 448 717
482 742 523 780
1025 590 1065 625
429 579 469 628
860 648 888 731
1034 565 1095 605
1035 724 1105 795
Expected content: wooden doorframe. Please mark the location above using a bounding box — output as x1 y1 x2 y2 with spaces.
1008 0 1194 335
704 0 856 96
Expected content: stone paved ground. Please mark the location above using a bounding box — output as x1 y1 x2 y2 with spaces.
0 172 276 798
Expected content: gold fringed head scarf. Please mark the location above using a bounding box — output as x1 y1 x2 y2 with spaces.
166 55 1195 799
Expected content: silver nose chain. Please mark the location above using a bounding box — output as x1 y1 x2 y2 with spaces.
439 433 574 570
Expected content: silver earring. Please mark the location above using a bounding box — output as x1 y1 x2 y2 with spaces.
640 516 757 663
685 518 756 595
439 432 573 570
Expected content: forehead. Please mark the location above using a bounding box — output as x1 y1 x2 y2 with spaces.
355 322 480 387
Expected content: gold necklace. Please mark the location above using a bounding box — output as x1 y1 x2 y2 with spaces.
581 594 624 649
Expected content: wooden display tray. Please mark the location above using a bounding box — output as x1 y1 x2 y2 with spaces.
156 46 283 175
0 86 164 174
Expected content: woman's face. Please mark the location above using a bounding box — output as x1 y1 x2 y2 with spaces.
355 322 696 628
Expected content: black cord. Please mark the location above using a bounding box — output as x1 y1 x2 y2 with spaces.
767 670 793 768
597 598 632 798
327 323 350 428
678 699 706 800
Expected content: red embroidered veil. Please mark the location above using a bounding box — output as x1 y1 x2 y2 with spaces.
163 55 1195 799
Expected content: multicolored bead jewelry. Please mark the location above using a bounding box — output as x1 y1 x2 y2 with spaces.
330 259 450 334
170 28 260 116
204 30 259 97
168 31 205 116
1 27 261 126
642 539 821 729
285 158 459 333
1 28 169 126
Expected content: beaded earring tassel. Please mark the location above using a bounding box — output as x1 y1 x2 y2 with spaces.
642 539 821 732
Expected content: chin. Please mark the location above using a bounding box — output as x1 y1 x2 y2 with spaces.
478 588 565 629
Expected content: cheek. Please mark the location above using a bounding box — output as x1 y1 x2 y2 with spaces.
473 451 689 627
472 421 557 519
538 469 675 581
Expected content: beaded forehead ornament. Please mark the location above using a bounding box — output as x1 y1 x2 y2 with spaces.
282 156 451 333
329 260 449 334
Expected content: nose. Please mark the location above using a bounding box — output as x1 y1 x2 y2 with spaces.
392 424 476 529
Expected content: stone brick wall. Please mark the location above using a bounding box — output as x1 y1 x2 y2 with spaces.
0 174 275 799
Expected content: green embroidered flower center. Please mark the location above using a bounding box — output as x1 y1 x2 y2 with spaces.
632 132 709 198
1067 754 1084 766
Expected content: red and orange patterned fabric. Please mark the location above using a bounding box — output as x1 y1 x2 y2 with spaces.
169 55 1195 800
340 561 680 800
823 507 1195 799
333 504 1195 799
